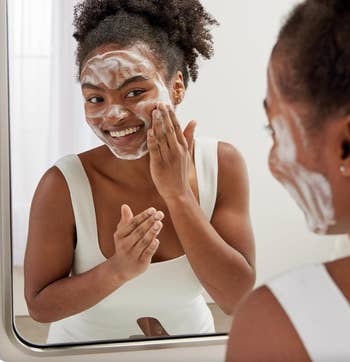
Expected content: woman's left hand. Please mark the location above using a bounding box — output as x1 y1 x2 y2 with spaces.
147 102 197 202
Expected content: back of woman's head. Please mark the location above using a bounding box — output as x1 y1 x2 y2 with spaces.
273 0 350 130
73 0 218 87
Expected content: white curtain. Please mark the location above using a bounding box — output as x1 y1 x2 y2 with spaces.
48 0 100 164
9 0 100 266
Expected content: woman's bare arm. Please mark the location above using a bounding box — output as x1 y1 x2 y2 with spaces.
147 106 255 314
165 142 255 314
24 167 162 323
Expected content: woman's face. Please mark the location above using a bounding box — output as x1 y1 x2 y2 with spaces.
264 58 337 235
80 43 180 160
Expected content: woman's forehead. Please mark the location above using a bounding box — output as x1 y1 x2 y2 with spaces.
81 46 155 75
80 45 162 89
267 59 297 115
266 59 283 100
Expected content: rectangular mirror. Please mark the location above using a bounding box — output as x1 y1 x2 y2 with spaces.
7 0 348 353
1 1 226 359
9 0 233 347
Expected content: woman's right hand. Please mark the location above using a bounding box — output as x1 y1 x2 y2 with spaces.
107 204 164 282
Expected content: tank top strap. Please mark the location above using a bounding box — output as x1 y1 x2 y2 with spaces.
194 137 218 221
267 263 350 362
54 155 99 263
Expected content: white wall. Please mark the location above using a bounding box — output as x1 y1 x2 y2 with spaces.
9 0 349 286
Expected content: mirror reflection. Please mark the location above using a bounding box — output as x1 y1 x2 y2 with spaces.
11 0 255 344
10 0 349 347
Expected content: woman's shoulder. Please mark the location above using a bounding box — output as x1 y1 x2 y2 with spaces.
37 164 70 193
30 165 75 230
227 259 350 361
51 145 106 174
33 148 104 210
195 137 243 162
194 137 245 173
325 255 350 304
226 278 310 362
212 140 249 203
216 141 245 169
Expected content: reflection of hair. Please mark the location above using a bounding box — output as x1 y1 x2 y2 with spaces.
73 0 218 87
273 0 350 129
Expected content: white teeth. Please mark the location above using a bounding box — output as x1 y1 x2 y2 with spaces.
109 127 141 138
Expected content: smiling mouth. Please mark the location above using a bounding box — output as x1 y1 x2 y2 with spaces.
108 126 142 138
104 125 145 147
104 124 144 137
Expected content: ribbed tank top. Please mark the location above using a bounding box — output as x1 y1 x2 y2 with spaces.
46 137 218 343
267 263 350 362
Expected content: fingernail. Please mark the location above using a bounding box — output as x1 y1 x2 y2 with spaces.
153 221 162 231
152 109 161 120
154 211 164 220
148 207 156 215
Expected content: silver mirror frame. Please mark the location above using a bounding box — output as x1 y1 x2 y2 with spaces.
0 0 227 359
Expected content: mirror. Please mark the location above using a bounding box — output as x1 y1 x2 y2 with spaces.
10 0 348 346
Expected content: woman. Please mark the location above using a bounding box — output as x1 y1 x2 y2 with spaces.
226 0 350 361
24 0 255 343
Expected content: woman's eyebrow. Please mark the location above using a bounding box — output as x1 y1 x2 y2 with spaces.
118 75 150 90
81 75 150 91
81 83 102 90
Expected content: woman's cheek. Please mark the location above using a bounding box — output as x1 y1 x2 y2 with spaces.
268 153 279 180
268 147 288 184
132 100 156 121
268 145 278 175
87 118 100 127
85 102 107 121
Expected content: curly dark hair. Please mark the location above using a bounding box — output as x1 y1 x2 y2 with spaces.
272 0 350 130
72 0 218 87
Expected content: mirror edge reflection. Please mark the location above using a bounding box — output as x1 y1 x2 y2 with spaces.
0 0 228 357
0 0 31 356
0 0 16 349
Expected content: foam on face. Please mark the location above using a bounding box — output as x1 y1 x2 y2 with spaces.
81 45 172 160
268 63 336 234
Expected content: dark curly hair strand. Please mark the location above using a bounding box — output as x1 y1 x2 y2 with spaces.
73 0 218 87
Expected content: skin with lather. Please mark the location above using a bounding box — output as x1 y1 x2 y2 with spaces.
24 41 255 333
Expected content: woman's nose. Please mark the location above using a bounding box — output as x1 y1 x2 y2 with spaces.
104 104 130 123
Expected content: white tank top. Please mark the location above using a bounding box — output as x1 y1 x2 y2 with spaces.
46 137 218 343
267 263 350 362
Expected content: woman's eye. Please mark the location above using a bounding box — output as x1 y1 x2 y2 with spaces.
88 96 104 104
125 89 145 98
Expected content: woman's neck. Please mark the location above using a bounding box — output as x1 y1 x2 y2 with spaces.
100 145 154 188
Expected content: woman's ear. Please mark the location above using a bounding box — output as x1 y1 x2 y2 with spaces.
170 71 186 106
338 117 350 177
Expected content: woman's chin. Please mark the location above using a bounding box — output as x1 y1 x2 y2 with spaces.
307 220 338 235
107 144 149 161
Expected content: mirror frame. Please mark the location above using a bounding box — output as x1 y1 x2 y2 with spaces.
0 0 227 358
